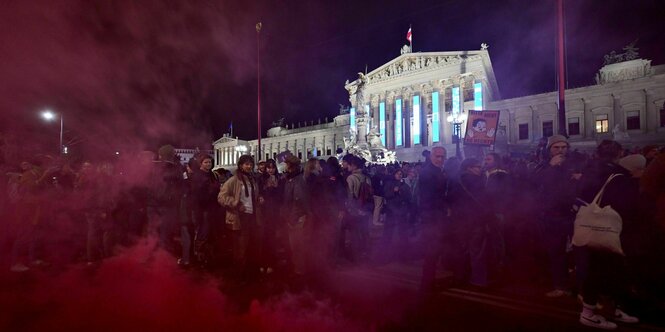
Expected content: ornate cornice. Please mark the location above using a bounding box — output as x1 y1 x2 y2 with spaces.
352 53 484 87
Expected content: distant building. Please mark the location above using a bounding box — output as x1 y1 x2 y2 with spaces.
213 45 665 165
174 148 214 166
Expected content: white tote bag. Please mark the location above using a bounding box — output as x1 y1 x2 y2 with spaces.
572 174 624 255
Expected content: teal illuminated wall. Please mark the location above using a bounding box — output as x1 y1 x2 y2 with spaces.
412 95 421 145
395 99 403 146
432 91 440 142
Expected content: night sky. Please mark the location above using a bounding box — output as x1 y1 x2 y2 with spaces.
1 0 664 158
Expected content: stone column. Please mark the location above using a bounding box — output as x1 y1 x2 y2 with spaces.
436 80 450 145
508 110 516 144
530 105 538 143
645 89 657 133
370 95 379 132
582 98 594 139
612 93 623 131
420 83 433 147
402 87 413 148
386 91 396 149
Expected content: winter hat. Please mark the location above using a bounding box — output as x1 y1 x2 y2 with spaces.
618 154 646 173
158 145 175 161
547 135 569 150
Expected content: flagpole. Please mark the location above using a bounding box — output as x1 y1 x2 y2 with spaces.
256 22 262 161
410 24 412 51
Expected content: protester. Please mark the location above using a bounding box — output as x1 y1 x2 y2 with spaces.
218 154 261 280
575 140 639 330
380 167 411 262
281 155 309 276
534 135 580 298
417 146 454 292
342 154 372 262
190 154 221 266
257 159 281 274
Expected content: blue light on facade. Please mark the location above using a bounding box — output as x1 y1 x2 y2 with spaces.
452 86 460 116
474 82 483 111
395 99 403 146
350 107 356 131
412 95 421 145
379 102 386 146
432 91 440 142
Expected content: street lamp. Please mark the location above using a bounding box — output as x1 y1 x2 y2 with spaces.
41 110 64 155
447 112 467 158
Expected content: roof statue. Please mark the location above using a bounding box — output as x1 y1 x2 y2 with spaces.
271 117 285 127
481 43 489 50
603 40 640 65
400 44 412 55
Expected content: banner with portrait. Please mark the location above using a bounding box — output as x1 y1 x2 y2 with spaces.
463 110 500 146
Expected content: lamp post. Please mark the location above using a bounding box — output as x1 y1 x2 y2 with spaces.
41 110 64 155
256 22 262 162
447 112 467 158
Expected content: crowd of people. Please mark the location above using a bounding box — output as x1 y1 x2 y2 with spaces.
2 138 665 330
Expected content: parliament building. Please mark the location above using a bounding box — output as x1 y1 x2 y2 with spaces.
213 45 665 167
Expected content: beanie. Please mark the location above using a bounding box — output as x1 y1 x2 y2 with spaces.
618 154 646 173
158 145 175 161
547 135 568 150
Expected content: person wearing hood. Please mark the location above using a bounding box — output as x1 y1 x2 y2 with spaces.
218 154 261 280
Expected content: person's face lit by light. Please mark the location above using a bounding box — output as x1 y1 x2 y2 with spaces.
241 161 253 173
549 142 569 157
431 147 446 168
200 158 212 171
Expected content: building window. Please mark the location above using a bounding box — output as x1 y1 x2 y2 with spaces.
326 149 332 156
297 152 302 160
595 114 609 133
273 152 277 159
518 124 529 140
660 106 665 127
567 117 580 136
266 153 269 160
542 121 554 138
626 110 640 130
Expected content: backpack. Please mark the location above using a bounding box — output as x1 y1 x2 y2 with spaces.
351 173 374 216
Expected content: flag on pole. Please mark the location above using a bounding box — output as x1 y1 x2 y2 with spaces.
406 27 412 43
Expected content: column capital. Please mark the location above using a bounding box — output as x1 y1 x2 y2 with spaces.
386 90 397 103
420 83 434 95
370 94 380 108
402 86 415 99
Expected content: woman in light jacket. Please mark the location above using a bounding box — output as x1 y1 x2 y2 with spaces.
218 155 261 280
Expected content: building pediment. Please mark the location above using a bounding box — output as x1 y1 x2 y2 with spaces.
345 51 484 89
344 49 501 100
213 136 237 145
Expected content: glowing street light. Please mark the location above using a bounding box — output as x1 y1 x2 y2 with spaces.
41 110 64 155
447 112 468 158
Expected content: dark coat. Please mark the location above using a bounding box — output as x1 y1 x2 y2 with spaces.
190 168 220 211
383 178 411 216
534 158 581 219
417 162 449 214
